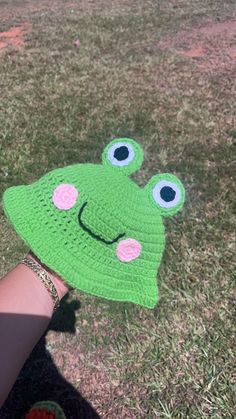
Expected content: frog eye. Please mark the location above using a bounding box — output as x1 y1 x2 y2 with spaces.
145 174 185 217
153 180 181 208
108 142 134 166
102 138 143 175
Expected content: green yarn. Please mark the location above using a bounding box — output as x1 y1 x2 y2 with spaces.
144 173 186 217
102 138 144 175
2 138 185 309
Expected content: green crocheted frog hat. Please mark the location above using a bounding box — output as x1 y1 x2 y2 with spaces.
2 138 185 308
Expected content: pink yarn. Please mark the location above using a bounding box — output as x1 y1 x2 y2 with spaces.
116 238 142 262
52 184 78 210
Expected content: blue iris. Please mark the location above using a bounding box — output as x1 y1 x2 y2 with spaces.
114 146 129 161
160 186 176 202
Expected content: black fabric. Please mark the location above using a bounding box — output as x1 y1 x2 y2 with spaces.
114 146 129 161
160 186 176 202
0 301 100 419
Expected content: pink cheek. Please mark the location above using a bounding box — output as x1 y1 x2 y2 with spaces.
52 184 79 210
116 239 142 262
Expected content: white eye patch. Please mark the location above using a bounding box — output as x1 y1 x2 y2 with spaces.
152 180 181 209
107 142 135 167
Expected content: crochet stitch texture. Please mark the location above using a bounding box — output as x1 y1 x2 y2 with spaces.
25 400 66 419
2 138 185 308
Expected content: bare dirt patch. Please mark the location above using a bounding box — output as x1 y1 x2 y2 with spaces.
0 22 32 52
156 20 236 74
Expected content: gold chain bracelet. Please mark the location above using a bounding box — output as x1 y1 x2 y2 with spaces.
21 256 60 313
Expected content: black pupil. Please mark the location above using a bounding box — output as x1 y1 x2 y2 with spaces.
114 146 129 161
160 186 176 202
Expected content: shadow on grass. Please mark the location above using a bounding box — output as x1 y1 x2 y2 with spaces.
0 296 100 419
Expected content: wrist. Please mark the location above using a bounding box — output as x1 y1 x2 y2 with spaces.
26 252 69 302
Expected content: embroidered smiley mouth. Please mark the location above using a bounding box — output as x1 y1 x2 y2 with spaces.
78 202 125 245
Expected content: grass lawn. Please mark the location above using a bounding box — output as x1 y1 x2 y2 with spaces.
0 0 235 418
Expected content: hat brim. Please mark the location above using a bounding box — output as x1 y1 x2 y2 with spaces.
3 184 159 309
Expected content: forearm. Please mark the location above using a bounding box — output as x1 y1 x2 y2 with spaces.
0 255 68 407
